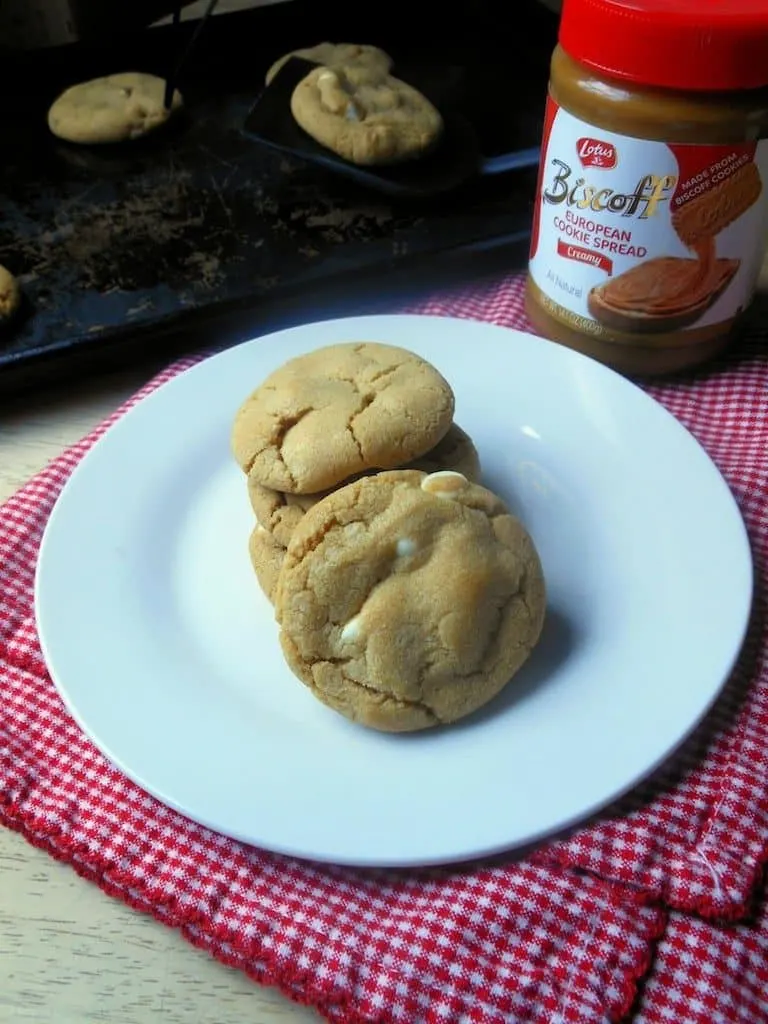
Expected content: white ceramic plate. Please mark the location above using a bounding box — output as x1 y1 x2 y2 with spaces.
35 315 753 867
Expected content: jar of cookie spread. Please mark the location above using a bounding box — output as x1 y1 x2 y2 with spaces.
526 0 768 375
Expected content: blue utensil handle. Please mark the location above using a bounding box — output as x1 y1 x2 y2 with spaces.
480 148 540 176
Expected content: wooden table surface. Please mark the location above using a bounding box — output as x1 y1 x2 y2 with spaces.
0 365 320 1024
3 251 767 1022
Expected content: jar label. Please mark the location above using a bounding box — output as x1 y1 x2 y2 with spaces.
528 98 768 339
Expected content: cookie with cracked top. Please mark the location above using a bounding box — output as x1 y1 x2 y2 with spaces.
247 423 481 548
275 469 546 732
230 342 455 494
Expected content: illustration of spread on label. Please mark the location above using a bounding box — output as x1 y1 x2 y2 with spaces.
528 101 768 338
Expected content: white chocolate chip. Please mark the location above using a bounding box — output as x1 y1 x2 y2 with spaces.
316 68 351 115
340 616 362 642
396 537 417 557
420 470 468 498
345 102 361 121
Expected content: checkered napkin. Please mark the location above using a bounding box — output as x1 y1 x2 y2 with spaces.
635 873 768 1024
0 271 765 1024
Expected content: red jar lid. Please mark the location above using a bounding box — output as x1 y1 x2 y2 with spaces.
559 0 768 92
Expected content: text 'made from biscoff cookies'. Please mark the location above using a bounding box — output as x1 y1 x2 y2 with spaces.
231 343 547 732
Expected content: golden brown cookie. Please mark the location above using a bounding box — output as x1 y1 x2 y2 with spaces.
265 42 392 86
248 526 285 604
0 265 20 321
47 73 183 144
248 480 317 549
248 423 481 547
290 66 443 166
276 470 546 732
231 342 455 494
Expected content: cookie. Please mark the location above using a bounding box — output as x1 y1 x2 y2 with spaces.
410 423 480 481
231 342 455 494
248 480 317 550
47 73 183 145
248 526 285 604
248 423 481 547
276 470 546 732
266 42 392 86
290 66 443 166
0 265 20 322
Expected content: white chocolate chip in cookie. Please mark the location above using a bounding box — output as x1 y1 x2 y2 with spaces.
316 69 351 115
420 470 468 497
340 616 363 642
396 537 417 557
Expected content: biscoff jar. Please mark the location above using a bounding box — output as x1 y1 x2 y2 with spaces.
526 0 768 375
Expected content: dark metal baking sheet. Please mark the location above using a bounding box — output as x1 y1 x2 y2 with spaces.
0 0 557 394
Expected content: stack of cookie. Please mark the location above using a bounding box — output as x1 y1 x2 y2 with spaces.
245 421 482 600
231 342 546 732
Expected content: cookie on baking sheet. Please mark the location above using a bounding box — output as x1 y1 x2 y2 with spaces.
0 265 20 322
276 470 546 732
231 342 455 494
265 42 392 86
248 423 481 547
290 66 443 166
248 526 285 605
47 73 183 144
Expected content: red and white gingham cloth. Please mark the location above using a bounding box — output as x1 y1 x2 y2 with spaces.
636 873 768 1024
0 271 767 1023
